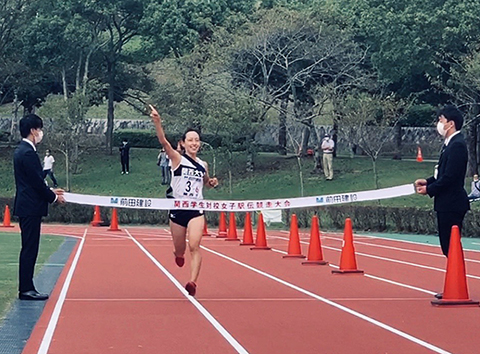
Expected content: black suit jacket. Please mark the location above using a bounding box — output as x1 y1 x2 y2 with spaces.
13 140 56 217
426 133 470 213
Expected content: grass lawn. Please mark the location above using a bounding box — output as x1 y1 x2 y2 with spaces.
0 232 64 322
2 145 479 211
0 145 436 205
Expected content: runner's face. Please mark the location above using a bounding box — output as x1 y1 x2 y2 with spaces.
183 131 200 155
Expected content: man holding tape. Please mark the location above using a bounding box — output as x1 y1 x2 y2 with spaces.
414 105 469 299
14 114 65 300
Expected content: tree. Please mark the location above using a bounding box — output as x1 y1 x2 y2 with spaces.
433 50 480 176
39 93 90 191
336 92 408 189
230 8 370 160
322 0 480 103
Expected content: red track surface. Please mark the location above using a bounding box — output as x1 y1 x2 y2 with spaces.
15 224 480 353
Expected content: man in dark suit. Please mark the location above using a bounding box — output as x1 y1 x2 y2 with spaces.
13 114 65 301
119 138 130 174
415 105 469 299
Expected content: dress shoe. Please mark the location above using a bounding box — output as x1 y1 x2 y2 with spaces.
19 290 49 301
434 292 443 299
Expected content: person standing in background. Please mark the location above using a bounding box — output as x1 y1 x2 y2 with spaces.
14 114 65 300
43 149 58 187
468 174 480 201
321 134 335 180
119 138 130 174
157 147 171 185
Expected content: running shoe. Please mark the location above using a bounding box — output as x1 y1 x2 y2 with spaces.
174 254 185 267
185 282 197 296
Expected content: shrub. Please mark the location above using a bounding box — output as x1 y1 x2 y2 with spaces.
2 196 478 237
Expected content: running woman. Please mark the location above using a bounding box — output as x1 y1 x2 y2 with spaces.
150 105 218 296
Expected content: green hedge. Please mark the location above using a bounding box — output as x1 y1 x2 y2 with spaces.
113 130 223 149
3 197 479 237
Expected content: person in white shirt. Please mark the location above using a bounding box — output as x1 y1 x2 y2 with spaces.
321 134 335 180
468 174 480 201
43 149 58 187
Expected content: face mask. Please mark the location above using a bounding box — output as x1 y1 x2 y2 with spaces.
35 130 44 144
436 121 450 137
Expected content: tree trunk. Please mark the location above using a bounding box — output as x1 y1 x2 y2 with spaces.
83 49 93 96
295 155 304 197
76 52 82 91
9 90 19 144
246 133 255 172
466 117 478 176
392 122 402 160
372 157 379 190
278 99 288 155
332 120 338 158
300 124 310 157
62 67 68 101
106 59 115 155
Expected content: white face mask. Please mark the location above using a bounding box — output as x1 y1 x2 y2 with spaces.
436 121 450 137
35 130 44 144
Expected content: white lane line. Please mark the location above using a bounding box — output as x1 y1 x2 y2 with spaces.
271 244 435 296
41 233 83 240
37 229 87 354
125 229 249 354
269 235 480 281
322 235 480 264
357 233 480 254
65 297 316 302
200 245 451 354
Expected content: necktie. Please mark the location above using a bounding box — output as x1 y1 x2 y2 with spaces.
440 144 446 155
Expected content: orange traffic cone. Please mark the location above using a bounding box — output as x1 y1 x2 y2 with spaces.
108 208 121 231
332 218 363 274
283 214 305 258
416 146 423 162
1 205 14 228
432 226 479 306
90 206 103 227
217 212 227 238
203 218 210 236
302 215 328 265
226 213 240 241
251 213 271 250
240 212 255 246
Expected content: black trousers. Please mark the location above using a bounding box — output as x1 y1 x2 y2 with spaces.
18 216 42 292
437 211 466 257
121 156 129 173
43 169 58 187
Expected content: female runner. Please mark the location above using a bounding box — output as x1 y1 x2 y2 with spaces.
150 105 218 296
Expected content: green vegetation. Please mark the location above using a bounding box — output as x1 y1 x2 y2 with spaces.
0 145 450 209
0 233 64 321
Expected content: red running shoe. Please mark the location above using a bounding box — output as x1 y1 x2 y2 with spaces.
174 254 185 267
185 282 197 296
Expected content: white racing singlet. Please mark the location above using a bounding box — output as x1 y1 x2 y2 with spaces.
170 154 206 200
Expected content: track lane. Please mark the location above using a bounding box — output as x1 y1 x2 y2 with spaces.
18 224 480 354
132 228 451 354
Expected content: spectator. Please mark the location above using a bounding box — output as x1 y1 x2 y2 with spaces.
119 139 130 174
468 174 480 201
321 134 335 180
157 147 171 185
43 149 58 187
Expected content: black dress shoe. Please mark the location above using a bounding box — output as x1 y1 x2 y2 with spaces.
434 292 443 299
19 290 49 301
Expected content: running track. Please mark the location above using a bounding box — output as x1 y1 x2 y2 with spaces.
11 224 480 353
